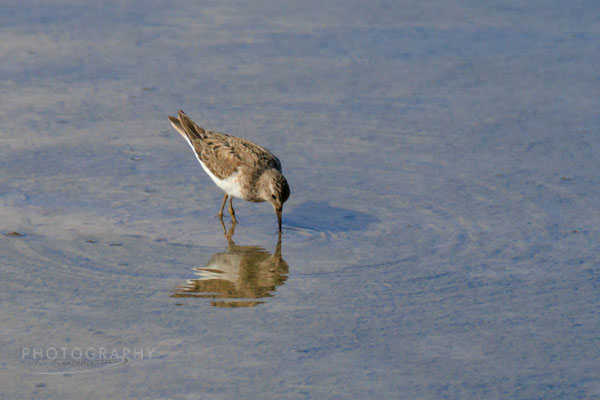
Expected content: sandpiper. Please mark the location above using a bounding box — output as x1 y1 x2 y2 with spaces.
168 110 290 231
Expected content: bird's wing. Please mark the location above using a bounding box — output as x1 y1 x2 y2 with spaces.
228 135 282 171
170 110 281 179
192 133 246 180
171 111 242 179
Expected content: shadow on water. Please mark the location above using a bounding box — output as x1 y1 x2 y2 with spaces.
171 221 288 308
284 201 379 232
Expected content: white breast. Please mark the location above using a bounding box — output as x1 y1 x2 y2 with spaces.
198 159 244 198
183 136 244 198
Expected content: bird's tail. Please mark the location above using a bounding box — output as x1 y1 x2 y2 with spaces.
168 110 207 143
168 115 188 140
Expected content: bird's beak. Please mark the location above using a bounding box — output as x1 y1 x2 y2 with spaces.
276 206 283 232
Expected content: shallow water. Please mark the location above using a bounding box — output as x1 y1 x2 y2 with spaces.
1 1 600 398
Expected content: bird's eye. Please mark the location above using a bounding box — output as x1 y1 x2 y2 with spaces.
271 194 276 199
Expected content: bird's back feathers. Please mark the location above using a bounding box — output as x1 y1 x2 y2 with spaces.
168 110 282 182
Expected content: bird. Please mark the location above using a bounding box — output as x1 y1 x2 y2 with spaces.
168 110 290 231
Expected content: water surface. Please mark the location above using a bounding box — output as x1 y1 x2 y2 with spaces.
1 1 599 398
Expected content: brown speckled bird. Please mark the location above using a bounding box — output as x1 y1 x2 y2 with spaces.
168 110 290 231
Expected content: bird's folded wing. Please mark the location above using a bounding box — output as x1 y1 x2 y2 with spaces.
174 110 281 179
191 135 244 180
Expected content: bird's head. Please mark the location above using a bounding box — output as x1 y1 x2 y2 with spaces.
258 169 290 231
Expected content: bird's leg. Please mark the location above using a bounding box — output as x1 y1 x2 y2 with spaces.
229 197 238 223
218 194 228 218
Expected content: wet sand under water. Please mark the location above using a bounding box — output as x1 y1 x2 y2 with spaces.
1 1 600 398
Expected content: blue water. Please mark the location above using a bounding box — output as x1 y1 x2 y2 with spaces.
1 1 599 398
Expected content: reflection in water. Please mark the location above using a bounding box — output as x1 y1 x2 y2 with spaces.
171 221 288 307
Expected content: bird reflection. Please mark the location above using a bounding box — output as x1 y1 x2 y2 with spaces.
171 221 288 307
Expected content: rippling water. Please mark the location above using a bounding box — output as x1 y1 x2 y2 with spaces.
1 1 599 398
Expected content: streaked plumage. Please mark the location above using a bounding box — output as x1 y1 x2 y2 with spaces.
168 110 290 230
